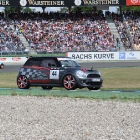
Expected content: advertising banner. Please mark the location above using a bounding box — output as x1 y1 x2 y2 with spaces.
67 52 118 60
1 52 140 63
0 0 126 7
0 58 7 61
67 51 140 61
126 0 140 5
0 57 27 62
118 52 140 60
72 0 126 6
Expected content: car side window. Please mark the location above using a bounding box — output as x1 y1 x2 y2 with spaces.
60 60 75 67
40 59 57 68
24 59 41 66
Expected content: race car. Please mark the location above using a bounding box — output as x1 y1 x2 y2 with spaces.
17 56 103 90
0 62 4 69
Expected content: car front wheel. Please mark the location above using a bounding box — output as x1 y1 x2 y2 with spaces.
88 87 100 90
17 75 30 89
42 86 53 90
63 75 77 90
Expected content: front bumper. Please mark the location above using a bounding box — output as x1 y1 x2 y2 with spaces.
77 77 103 88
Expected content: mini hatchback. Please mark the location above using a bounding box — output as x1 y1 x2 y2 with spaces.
17 57 103 90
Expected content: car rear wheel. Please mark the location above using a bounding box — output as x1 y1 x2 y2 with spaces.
42 86 53 90
17 75 30 89
0 64 4 69
63 75 77 90
88 87 100 90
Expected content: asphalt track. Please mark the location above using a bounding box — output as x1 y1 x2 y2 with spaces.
0 61 140 73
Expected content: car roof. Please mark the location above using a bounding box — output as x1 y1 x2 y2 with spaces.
28 56 70 59
27 56 71 60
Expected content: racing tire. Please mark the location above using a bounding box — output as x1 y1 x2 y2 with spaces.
17 75 30 89
0 64 4 69
88 87 100 90
63 75 77 90
42 86 53 90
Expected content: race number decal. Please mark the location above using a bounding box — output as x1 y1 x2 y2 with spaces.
50 70 59 79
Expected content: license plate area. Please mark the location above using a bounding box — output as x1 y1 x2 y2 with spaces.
92 78 100 82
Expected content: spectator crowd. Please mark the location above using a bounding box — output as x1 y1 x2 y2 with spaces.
0 12 26 55
124 11 140 50
112 11 140 51
0 10 139 55
9 12 117 54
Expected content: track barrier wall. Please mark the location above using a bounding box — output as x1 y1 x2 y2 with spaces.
67 51 140 61
0 51 140 64
0 57 27 63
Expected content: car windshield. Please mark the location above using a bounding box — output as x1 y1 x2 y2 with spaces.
59 60 80 67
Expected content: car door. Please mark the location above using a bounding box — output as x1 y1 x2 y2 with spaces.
40 59 60 85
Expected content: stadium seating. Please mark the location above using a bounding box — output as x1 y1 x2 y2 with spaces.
0 17 28 55
0 11 139 54
123 11 140 50
112 13 132 51
8 12 117 53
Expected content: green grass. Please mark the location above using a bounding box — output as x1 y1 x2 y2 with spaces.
0 67 140 101
1 67 140 90
100 67 140 90
0 89 139 102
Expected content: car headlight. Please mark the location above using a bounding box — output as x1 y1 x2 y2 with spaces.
98 71 101 76
76 70 87 78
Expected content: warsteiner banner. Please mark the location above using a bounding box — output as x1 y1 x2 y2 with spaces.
0 0 126 7
126 0 140 5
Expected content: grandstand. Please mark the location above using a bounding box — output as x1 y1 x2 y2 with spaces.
2 12 123 55
0 0 139 56
123 11 140 50
9 12 119 54
0 15 27 55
